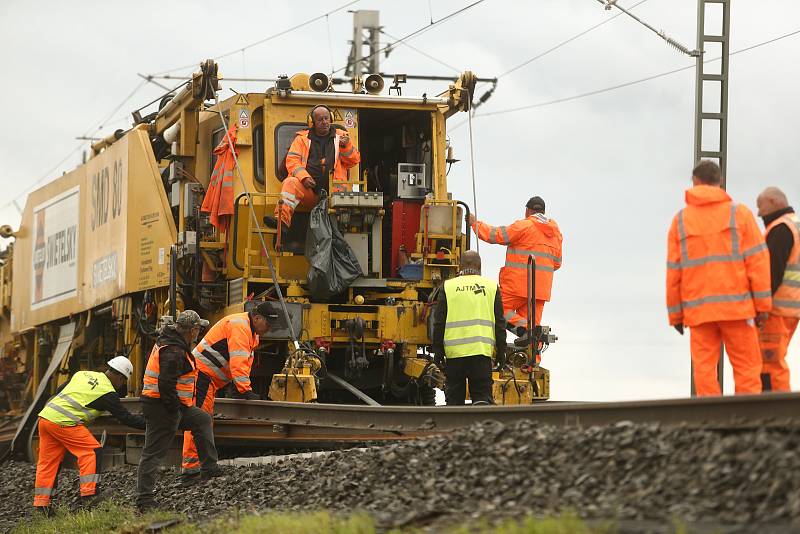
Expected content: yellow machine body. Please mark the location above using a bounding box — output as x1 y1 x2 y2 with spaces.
0 64 510 415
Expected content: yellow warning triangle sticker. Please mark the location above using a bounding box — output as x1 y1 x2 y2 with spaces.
235 94 249 106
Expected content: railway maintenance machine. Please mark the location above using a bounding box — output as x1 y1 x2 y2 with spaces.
0 61 551 432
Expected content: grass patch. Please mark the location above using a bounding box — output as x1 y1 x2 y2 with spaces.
12 503 622 534
12 501 180 534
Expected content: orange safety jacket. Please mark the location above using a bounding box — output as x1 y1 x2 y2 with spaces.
666 185 772 327
473 213 563 300
201 125 238 234
192 312 259 392
765 212 800 317
141 344 198 407
284 128 360 193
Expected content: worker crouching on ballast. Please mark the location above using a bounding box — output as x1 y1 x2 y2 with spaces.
136 310 220 512
34 356 145 515
432 251 507 405
180 303 272 483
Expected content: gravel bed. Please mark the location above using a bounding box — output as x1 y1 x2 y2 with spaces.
1 419 799 532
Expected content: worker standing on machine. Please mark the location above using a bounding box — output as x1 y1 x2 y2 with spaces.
34 356 145 514
136 311 220 511
265 104 360 236
666 160 771 396
755 186 799 391
432 251 507 405
180 303 272 483
469 196 563 347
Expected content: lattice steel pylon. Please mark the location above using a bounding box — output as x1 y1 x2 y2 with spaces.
345 10 381 78
691 0 731 395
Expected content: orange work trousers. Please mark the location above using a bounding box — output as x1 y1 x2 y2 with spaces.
34 418 101 507
275 177 319 228
758 314 798 392
182 373 220 475
689 319 762 396
502 292 545 331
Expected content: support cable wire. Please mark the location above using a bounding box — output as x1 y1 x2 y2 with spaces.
210 90 301 349
380 30 462 73
2 78 149 214
151 0 360 76
596 0 697 57
466 90 479 253
334 0 487 75
450 0 650 131
474 27 800 118
498 0 650 80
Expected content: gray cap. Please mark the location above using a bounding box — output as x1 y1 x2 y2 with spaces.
175 310 209 329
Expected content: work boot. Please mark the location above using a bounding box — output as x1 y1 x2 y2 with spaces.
513 331 531 348
32 505 55 518
177 472 201 487
78 493 104 510
263 216 291 249
263 216 289 235
136 500 159 514
201 465 225 481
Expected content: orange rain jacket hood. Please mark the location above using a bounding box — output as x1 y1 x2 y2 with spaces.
666 185 771 327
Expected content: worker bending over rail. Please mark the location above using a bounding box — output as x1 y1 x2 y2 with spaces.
265 105 360 237
180 303 272 482
666 160 771 396
756 186 799 391
432 250 507 405
34 356 145 515
137 311 220 512
469 196 563 347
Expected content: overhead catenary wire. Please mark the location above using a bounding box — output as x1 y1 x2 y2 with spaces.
151 1 359 76
380 30 462 73
497 0 650 80
449 0 649 131
1 78 151 214
477 27 800 118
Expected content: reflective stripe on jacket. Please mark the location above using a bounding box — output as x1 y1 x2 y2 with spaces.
766 212 800 317
473 213 563 301
141 344 198 406
666 185 771 327
193 312 259 392
283 128 360 205
200 125 237 234
443 274 499 359
38 371 116 426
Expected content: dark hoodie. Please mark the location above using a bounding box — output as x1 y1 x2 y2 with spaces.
762 207 796 294
143 328 194 413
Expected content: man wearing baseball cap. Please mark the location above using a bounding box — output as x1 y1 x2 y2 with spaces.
136 310 221 511
180 302 272 483
469 196 563 349
33 355 145 514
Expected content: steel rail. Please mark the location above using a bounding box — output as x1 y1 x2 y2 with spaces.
101 393 800 441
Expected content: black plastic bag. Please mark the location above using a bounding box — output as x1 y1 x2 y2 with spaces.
305 195 362 300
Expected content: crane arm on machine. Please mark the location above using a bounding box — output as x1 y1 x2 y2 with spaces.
439 70 478 119
90 60 220 157
153 59 220 157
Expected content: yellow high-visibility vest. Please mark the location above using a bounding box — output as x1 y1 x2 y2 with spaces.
38 371 115 426
443 274 498 359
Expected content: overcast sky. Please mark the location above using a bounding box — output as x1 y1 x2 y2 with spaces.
1 1 798 400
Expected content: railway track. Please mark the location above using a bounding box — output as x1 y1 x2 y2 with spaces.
88 391 800 446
